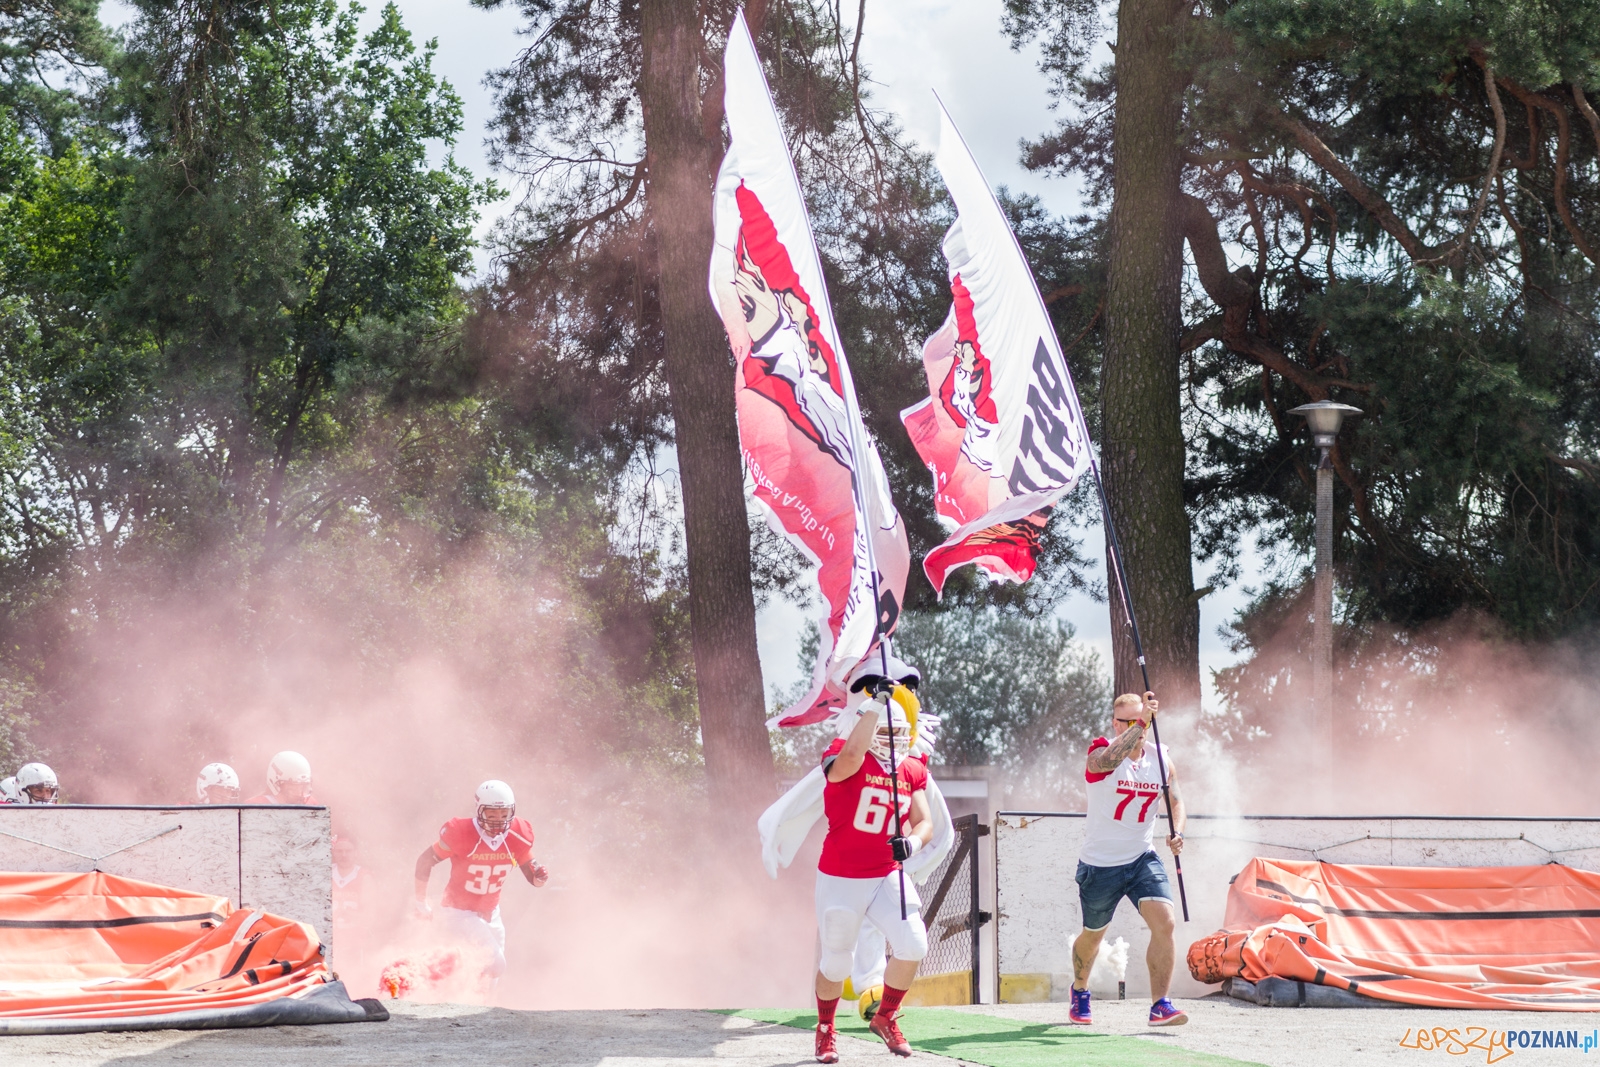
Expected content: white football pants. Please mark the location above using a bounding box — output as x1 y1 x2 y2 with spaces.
815 870 927 983
437 904 506 978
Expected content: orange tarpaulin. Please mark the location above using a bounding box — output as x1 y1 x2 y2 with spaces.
1187 858 1600 1011
0 871 386 1033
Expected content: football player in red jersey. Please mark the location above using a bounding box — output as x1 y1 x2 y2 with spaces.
813 655 934 1062
413 780 549 985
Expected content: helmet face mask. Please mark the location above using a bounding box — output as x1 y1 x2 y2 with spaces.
477 804 514 835
474 779 516 836
868 692 917 766
869 723 912 765
22 783 57 804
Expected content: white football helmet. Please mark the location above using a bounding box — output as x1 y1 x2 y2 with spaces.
16 763 58 804
868 700 915 766
475 779 515 835
0 777 18 804
266 751 312 802
196 762 240 803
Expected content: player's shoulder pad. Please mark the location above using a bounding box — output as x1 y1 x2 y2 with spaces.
508 817 535 848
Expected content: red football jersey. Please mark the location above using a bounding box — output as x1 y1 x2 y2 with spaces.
818 738 930 878
432 816 535 914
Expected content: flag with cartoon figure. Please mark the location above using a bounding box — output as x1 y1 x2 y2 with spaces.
708 12 909 726
900 100 1095 596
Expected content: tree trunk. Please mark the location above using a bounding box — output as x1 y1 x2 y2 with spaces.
638 0 776 812
1101 0 1202 710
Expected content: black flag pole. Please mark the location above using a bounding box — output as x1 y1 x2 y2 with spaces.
1087 468 1190 923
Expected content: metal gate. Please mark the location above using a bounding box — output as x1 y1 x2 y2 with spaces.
914 814 990 1003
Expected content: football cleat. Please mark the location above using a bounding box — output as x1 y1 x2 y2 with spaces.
869 1012 912 1057
1148 997 1188 1026
815 1022 839 1064
1068 986 1091 1024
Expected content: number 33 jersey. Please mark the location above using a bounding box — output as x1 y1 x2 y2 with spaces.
1081 737 1173 867
818 738 930 879
432 817 535 914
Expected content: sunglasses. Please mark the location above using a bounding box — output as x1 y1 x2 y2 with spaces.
1113 717 1146 725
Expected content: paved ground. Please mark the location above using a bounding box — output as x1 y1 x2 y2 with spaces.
0 997 1588 1067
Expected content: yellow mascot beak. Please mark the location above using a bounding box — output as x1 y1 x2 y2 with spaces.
889 684 920 748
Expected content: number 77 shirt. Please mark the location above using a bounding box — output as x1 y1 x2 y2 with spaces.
818 738 930 878
434 817 536 915
1080 736 1173 868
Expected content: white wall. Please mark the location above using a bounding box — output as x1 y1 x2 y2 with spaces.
993 812 1600 1000
0 805 332 949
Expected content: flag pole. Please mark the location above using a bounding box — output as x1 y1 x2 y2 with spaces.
727 13 907 920
1086 461 1190 923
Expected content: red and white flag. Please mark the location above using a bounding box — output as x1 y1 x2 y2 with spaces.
708 13 909 727
900 101 1095 596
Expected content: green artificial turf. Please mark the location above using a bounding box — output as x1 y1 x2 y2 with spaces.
716 1007 1267 1067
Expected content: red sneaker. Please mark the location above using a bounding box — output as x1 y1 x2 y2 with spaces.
869 1012 912 1057
815 1022 839 1064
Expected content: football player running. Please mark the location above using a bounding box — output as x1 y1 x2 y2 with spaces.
195 763 241 803
244 752 315 804
412 780 549 987
15 763 58 804
813 656 933 1063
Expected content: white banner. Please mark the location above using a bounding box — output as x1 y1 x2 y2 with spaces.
901 101 1094 595
707 13 909 726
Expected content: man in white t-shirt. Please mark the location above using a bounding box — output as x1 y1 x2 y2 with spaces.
1070 691 1188 1027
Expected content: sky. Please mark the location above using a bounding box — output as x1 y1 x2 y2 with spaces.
99 0 1273 711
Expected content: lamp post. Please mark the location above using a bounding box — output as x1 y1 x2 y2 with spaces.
1288 400 1362 802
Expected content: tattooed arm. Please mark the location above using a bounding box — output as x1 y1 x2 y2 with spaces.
1086 720 1148 775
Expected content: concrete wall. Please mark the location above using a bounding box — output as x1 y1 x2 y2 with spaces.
993 812 1600 1002
0 805 332 948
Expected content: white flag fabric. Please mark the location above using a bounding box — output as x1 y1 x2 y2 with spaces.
900 100 1095 596
707 13 909 726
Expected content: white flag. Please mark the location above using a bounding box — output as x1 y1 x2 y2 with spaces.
900 100 1095 595
707 13 909 726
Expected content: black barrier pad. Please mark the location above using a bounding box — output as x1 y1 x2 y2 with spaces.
1224 976 1400 1009
0 980 389 1035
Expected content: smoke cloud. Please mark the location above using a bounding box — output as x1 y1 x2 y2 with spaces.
19 535 818 1009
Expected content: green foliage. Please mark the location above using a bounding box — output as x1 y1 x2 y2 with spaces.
0 0 114 149
0 0 711 793
895 608 1108 798
1009 0 1600 681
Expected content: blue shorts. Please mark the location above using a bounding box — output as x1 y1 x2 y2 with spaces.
1076 851 1173 931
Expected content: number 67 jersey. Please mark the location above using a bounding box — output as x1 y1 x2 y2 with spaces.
1080 736 1173 868
433 817 536 915
818 738 930 879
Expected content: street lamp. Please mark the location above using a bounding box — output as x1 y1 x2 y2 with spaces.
1288 401 1362 804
